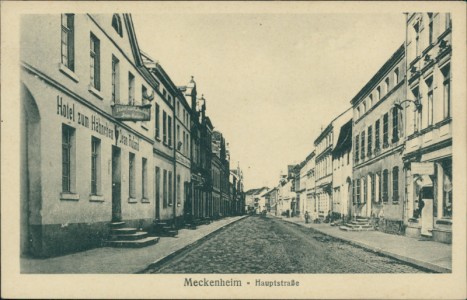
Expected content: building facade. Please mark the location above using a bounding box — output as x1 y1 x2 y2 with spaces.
351 44 406 233
20 14 158 256
331 119 353 221
403 13 452 243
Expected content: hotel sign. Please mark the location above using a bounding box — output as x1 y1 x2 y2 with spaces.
411 162 434 175
112 104 151 121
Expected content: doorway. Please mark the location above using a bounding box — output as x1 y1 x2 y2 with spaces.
111 146 122 222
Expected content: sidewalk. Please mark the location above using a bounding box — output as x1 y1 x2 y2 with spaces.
279 216 452 273
21 216 246 274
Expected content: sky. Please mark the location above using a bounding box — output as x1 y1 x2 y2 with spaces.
132 13 405 190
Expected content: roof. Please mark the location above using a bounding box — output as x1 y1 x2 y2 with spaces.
332 119 353 157
245 187 269 196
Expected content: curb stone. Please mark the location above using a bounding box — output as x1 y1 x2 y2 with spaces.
136 215 248 273
278 217 451 273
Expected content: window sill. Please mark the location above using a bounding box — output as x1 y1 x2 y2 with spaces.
128 197 137 203
141 198 150 203
60 192 80 201
88 85 103 100
59 63 79 83
89 195 105 202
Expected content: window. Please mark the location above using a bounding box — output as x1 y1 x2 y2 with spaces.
90 33 100 90
392 108 399 143
61 14 74 71
382 169 389 202
428 13 434 45
155 104 160 139
129 153 136 198
177 124 180 147
156 167 161 208
394 68 399 85
163 111 167 143
368 125 372 156
168 171 173 206
363 177 368 204
356 178 361 204
414 22 420 57
392 167 399 202
111 56 119 103
361 131 365 159
163 169 167 208
442 159 452 218
177 175 181 205
375 120 380 151
142 158 147 199
369 95 373 108
411 87 421 132
445 13 451 30
371 173 376 203
426 77 433 126
112 14 123 37
442 64 451 119
62 125 75 192
168 116 172 146
128 72 135 105
383 113 389 147
142 85 147 103
91 137 101 195
376 86 380 101
347 151 350 165
376 171 382 203
384 77 390 94
356 107 360 119
354 134 359 163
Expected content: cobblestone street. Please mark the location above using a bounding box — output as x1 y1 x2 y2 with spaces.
146 216 429 273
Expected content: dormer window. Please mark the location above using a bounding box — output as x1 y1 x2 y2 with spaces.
112 14 123 37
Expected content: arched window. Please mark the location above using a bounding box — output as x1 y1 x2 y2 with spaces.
112 14 123 37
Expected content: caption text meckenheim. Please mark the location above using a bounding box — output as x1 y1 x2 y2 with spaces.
184 278 300 287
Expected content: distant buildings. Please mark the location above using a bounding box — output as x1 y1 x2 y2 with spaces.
273 12 453 244
245 187 270 214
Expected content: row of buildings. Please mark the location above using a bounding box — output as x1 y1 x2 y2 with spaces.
266 13 453 244
20 13 245 257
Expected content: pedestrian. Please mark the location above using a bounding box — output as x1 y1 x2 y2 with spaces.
305 211 310 224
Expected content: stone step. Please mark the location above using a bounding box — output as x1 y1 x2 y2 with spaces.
339 225 374 231
111 227 137 235
109 221 126 228
350 221 370 226
104 236 160 248
110 231 148 241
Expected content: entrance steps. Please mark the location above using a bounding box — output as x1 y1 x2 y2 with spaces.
104 221 160 248
339 216 374 232
152 221 178 237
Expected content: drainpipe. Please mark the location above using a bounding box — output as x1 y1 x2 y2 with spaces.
173 105 177 228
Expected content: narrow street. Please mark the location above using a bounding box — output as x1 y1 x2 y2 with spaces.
146 216 429 273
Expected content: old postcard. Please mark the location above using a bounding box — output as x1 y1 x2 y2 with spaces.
1 1 466 299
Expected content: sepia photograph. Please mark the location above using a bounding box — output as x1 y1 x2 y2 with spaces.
2 1 466 299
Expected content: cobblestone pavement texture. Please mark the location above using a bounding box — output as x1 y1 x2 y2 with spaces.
146 216 429 273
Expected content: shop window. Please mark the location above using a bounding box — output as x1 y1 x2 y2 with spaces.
129 153 136 198
111 55 120 103
90 33 100 90
62 124 75 193
112 14 123 37
382 169 389 202
442 160 452 218
392 167 399 202
142 158 148 199
163 169 167 208
375 120 380 151
91 137 101 195
61 14 75 71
